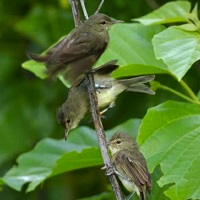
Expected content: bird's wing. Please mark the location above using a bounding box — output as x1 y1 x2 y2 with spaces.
114 150 151 191
93 60 118 74
48 31 95 64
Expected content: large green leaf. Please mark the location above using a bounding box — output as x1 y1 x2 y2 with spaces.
3 119 140 192
112 64 168 78
133 1 191 25
152 27 200 80
95 23 166 69
138 101 200 200
3 128 98 192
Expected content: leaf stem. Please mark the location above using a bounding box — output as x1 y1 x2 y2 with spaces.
179 79 200 103
154 81 200 105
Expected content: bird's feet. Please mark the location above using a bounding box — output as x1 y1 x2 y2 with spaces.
101 164 115 176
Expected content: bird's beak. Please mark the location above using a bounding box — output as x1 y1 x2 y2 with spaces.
112 19 124 24
64 128 69 141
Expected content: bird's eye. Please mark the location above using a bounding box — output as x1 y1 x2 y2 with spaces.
116 140 121 144
66 119 71 124
101 20 106 25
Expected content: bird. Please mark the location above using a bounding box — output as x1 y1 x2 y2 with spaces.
27 13 122 83
56 60 155 139
108 132 151 200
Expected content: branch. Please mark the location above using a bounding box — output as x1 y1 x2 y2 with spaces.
86 74 124 200
68 0 81 26
68 0 124 199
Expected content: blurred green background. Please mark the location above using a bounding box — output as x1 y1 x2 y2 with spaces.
0 0 199 199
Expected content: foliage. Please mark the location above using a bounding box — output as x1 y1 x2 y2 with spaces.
1 1 200 200
139 101 200 200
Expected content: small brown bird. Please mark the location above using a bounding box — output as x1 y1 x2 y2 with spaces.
27 13 122 83
56 60 155 139
108 133 151 200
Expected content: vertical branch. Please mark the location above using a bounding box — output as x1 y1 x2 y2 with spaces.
68 0 124 199
68 0 81 26
86 74 124 200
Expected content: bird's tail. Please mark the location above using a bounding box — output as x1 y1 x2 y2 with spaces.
117 75 155 95
140 191 146 200
26 51 63 77
26 51 49 62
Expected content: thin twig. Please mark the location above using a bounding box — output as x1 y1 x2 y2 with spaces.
95 0 105 14
80 0 89 19
68 0 124 199
86 74 124 200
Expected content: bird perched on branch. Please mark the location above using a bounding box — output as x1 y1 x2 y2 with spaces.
27 13 122 83
56 60 155 139
108 132 151 200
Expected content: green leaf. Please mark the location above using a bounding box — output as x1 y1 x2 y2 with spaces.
3 138 66 191
112 64 168 78
95 23 166 70
147 166 170 200
3 127 97 192
22 35 67 81
3 119 140 192
138 101 200 200
22 61 71 87
178 23 200 32
22 60 47 79
152 27 200 80
133 1 191 25
51 148 102 177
